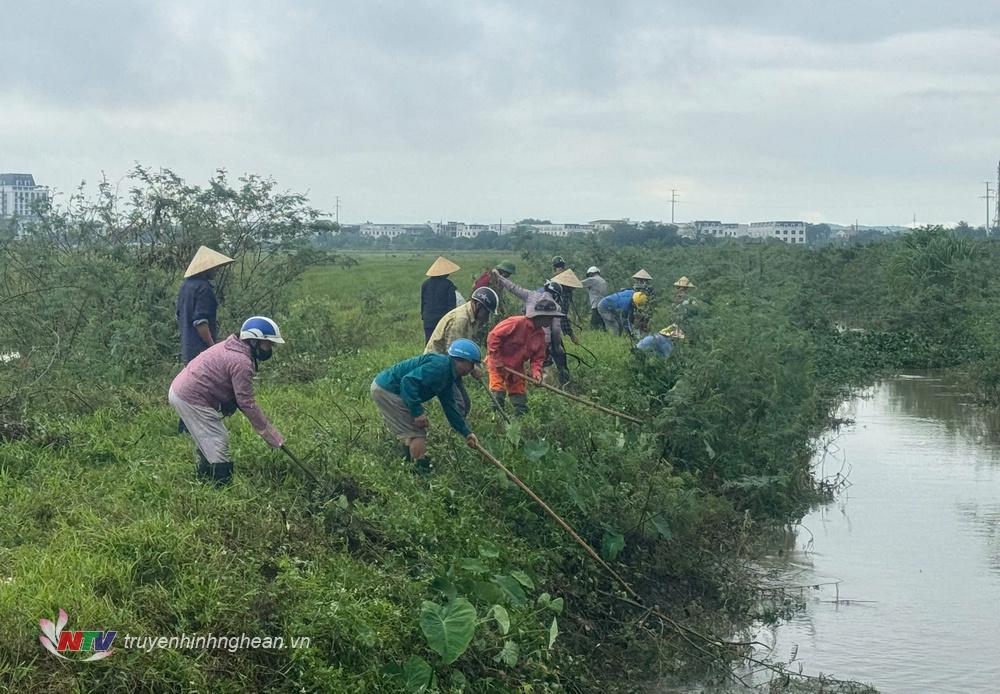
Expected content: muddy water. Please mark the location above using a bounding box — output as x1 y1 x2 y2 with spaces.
750 375 1000 692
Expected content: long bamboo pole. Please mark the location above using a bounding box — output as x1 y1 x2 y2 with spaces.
473 442 641 601
499 365 644 424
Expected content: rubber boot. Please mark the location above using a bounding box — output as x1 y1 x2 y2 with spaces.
510 393 529 417
209 462 233 487
414 458 434 475
196 450 211 479
399 444 412 461
490 390 507 413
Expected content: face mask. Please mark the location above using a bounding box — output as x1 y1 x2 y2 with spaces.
252 343 273 362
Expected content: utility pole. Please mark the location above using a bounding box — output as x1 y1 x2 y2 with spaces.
995 160 1000 237
334 196 340 225
669 189 679 224
981 183 994 237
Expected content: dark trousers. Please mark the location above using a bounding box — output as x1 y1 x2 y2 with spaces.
423 320 439 343
590 308 605 330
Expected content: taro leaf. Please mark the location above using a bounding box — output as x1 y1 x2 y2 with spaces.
402 656 433 693
506 421 522 447
509 570 534 590
522 439 549 461
548 617 559 649
420 598 477 665
601 526 625 561
430 576 458 601
565 483 589 513
536 592 550 607
651 514 674 540
478 541 500 559
492 604 510 635
450 670 467 689
495 639 519 667
471 580 505 605
547 597 564 614
459 557 489 575
491 575 528 606
384 656 432 693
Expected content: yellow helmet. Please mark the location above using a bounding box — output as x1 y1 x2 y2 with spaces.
632 291 648 308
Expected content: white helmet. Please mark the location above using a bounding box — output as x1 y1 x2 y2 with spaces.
587 266 600 275
239 316 285 343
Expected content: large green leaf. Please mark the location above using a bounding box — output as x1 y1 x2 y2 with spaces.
601 526 625 561
384 655 432 693
522 439 549 460
459 557 489 575
495 639 519 667
491 604 510 635
548 617 559 649
420 598 478 665
491 575 527 606
509 569 534 590
478 541 501 559
651 513 674 540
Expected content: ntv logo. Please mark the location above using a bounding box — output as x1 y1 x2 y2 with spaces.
39 609 115 662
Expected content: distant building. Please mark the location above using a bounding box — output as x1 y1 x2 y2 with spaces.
749 221 807 244
359 222 432 239
589 218 633 232
0 173 49 221
531 223 594 237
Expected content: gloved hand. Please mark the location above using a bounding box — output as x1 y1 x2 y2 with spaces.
465 433 479 449
414 414 430 429
220 400 238 417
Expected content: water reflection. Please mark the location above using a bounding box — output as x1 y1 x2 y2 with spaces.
745 375 1000 693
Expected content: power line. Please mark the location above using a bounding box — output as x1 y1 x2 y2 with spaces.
980 182 993 236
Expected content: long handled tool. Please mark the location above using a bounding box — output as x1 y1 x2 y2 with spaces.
477 375 512 424
499 365 644 424
280 444 325 487
473 442 640 601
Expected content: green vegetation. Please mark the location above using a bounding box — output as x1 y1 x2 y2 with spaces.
3 174 998 692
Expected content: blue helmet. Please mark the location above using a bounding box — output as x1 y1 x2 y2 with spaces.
239 316 285 343
447 338 481 363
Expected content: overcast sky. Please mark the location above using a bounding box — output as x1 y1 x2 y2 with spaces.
3 1 999 226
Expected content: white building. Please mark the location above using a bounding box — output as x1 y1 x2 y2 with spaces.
0 173 49 220
749 221 807 244
531 223 594 237
589 218 633 232
359 222 432 239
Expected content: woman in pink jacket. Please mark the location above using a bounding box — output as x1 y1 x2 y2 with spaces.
169 316 286 486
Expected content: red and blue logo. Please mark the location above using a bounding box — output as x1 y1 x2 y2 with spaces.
39 609 115 662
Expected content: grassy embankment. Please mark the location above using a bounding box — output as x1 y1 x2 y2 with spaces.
1 243 949 692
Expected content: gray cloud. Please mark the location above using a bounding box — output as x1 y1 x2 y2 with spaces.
2 1 999 225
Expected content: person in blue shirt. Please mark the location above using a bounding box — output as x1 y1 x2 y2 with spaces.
176 246 235 433
370 338 481 472
177 246 235 364
597 289 647 337
635 325 684 358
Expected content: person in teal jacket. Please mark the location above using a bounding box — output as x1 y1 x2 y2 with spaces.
370 338 481 472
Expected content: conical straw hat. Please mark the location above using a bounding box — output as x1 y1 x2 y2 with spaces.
673 276 695 288
632 268 653 280
549 268 584 288
184 246 235 278
426 256 461 277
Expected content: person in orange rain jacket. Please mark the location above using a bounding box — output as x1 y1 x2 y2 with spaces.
486 297 563 416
